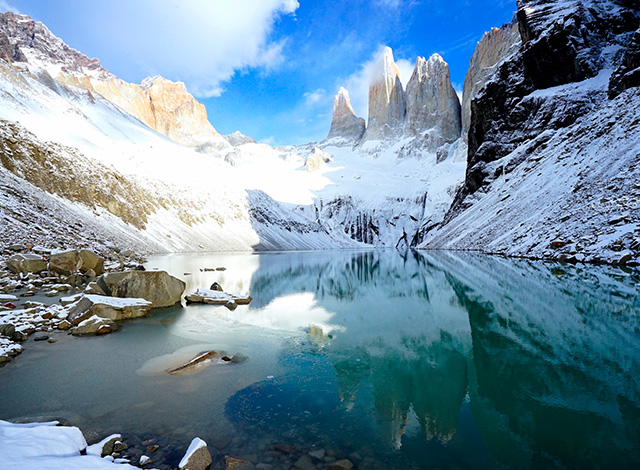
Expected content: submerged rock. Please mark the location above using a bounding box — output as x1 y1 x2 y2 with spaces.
97 271 185 308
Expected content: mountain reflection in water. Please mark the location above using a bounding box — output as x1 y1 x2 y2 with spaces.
226 251 640 469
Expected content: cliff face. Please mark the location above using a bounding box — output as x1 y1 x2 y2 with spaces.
461 19 520 143
405 54 461 148
424 0 640 265
364 47 406 140
326 87 366 144
0 12 222 149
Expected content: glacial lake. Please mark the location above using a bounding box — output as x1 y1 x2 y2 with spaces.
1 250 639 469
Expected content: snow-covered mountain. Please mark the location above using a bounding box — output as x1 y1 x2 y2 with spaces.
1 2 639 263
423 0 640 265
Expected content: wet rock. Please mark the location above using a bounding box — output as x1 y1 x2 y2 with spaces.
113 440 128 453
0 323 15 337
71 316 117 336
33 335 49 342
139 455 152 466
6 253 47 274
308 449 325 460
98 270 185 308
178 438 212 470
294 455 314 470
225 455 255 470
87 434 122 457
146 444 159 453
330 459 354 470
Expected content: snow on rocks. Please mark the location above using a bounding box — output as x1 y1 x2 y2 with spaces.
0 336 22 363
6 253 48 274
66 294 152 331
0 419 145 470
185 287 252 308
178 437 212 470
97 270 185 308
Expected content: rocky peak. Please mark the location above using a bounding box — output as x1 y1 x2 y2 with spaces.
326 87 366 144
364 47 406 140
0 12 114 81
461 18 520 142
405 53 461 147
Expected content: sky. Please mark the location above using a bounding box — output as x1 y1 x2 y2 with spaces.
2 0 516 145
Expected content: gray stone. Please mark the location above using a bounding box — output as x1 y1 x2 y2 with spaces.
98 271 185 308
67 295 152 326
49 250 83 276
71 316 117 336
6 253 47 274
179 438 212 470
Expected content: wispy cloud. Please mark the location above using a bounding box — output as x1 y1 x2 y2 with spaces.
304 88 327 106
0 1 20 13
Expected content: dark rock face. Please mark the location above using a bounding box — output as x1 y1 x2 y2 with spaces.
609 28 640 98
445 0 640 222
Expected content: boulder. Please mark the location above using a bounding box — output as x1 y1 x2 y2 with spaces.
178 438 212 470
97 271 185 308
6 253 47 274
79 249 104 275
0 323 15 338
185 288 252 307
66 294 153 326
49 250 83 276
71 315 117 336
224 455 254 470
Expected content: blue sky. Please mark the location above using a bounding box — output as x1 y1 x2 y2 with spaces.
3 0 516 145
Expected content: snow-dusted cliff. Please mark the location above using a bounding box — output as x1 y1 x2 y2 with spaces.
424 0 640 265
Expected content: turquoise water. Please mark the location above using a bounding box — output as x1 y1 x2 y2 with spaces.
0 251 639 469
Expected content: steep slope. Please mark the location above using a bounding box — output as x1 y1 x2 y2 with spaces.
424 0 640 265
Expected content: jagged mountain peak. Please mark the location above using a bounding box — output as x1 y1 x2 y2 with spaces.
0 11 116 82
326 87 366 144
364 46 406 140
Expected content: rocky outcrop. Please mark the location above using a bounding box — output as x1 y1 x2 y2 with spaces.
304 147 332 172
98 271 185 308
364 47 406 140
609 28 640 98
223 131 257 146
326 88 366 144
461 19 520 142
405 54 461 148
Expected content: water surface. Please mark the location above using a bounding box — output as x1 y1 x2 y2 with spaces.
1 250 639 469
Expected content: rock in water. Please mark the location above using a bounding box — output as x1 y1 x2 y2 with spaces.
70 315 117 336
404 54 461 148
66 294 152 326
364 47 406 140
98 271 185 308
178 437 212 470
326 88 366 144
6 253 47 274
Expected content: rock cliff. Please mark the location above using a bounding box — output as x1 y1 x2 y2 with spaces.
326 87 366 144
425 0 640 265
405 54 461 148
461 19 520 143
364 47 406 140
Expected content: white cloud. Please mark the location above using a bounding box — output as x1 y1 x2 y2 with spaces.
0 1 20 13
340 45 414 119
304 88 326 106
374 0 402 8
80 0 299 98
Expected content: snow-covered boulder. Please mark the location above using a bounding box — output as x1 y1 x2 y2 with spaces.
66 294 152 328
304 147 332 172
6 253 47 274
97 271 185 308
0 336 22 363
71 315 117 336
185 288 252 306
178 437 212 470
